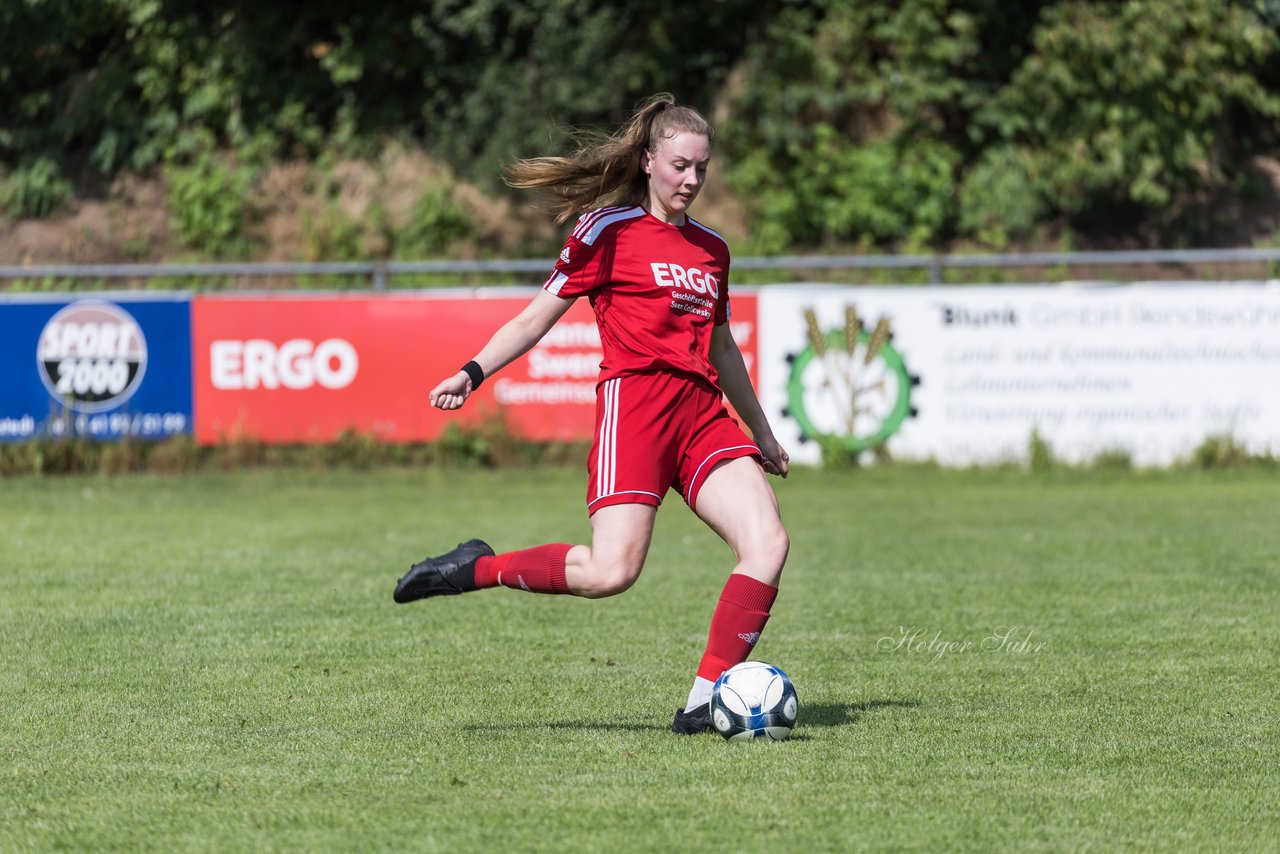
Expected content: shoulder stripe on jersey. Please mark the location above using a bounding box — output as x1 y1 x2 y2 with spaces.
543 270 569 296
580 207 644 246
686 216 728 249
572 205 627 240
573 205 636 241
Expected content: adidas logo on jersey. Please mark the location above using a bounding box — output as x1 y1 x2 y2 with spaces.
737 632 761 645
650 262 719 299
559 246 571 264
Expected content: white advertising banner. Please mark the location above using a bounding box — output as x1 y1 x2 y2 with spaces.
758 283 1280 465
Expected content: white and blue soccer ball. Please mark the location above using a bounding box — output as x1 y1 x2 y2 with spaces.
710 661 798 741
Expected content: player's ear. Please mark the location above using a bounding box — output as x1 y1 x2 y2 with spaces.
640 149 652 175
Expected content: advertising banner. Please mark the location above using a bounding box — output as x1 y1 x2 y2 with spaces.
192 291 759 445
759 283 1280 466
0 295 193 442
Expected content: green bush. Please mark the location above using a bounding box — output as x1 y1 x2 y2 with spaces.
146 435 204 473
1090 447 1134 472
394 186 471 260
0 437 101 476
1189 434 1276 470
723 0 1021 248
958 146 1046 248
301 203 364 262
1 1 762 194
166 152 257 258
723 150 806 255
815 435 862 470
729 130 960 249
0 158 73 218
1000 0 1280 226
326 429 382 470
433 422 490 468
723 0 1280 247
1028 428 1056 473
4 0 1280 249
817 133 959 245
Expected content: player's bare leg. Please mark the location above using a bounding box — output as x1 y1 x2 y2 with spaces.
564 503 657 599
394 504 656 602
674 456 789 733
693 456 789 587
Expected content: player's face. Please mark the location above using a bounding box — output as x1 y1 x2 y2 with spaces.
642 132 710 225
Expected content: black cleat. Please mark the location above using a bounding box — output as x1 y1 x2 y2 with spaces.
394 539 495 603
671 704 715 735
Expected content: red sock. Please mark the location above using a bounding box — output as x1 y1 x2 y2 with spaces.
474 544 572 595
695 574 779 682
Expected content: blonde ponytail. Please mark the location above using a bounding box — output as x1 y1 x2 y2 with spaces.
504 93 712 224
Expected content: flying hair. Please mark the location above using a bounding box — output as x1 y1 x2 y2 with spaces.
504 93 713 224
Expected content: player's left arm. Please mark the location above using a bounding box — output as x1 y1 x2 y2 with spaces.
709 322 789 478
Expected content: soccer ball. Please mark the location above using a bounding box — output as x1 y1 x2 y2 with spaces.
710 661 798 741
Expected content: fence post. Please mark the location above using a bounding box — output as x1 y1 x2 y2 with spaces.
929 255 943 284
372 262 387 292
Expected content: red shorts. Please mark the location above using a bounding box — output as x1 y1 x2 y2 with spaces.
586 372 761 514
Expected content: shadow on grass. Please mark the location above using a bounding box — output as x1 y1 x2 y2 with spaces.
802 699 922 728
461 699 920 735
462 720 657 733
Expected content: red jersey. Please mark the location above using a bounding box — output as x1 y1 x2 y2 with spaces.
542 205 731 388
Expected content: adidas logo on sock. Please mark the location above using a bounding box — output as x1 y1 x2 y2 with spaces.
738 632 760 645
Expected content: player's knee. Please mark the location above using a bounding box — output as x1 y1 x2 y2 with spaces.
767 525 790 575
577 556 643 599
743 523 789 582
773 526 791 570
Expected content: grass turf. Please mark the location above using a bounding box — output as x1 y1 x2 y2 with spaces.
1 466 1278 850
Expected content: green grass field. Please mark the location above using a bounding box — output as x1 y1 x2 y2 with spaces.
2 466 1278 851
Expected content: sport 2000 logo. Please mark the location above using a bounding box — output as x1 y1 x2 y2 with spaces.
783 305 920 453
37 301 147 412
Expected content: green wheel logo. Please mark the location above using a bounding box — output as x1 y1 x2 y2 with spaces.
784 307 919 452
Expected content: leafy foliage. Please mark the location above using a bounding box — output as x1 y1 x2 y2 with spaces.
394 186 471 260
0 158 73 218
725 0 1280 247
165 151 257 258
957 146 1046 248
725 0 1046 248
998 0 1280 230
0 0 767 185
1 0 1278 245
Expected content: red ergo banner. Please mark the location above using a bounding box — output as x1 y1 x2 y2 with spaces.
192 291 758 445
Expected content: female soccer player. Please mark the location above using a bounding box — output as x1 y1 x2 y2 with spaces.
394 93 790 735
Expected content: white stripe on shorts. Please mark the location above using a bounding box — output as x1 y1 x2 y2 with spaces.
688 444 760 500
588 489 663 508
597 378 620 498
606 378 620 494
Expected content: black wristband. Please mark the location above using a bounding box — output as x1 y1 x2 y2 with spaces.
460 360 485 390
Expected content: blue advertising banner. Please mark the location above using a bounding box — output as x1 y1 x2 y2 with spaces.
0 294 193 441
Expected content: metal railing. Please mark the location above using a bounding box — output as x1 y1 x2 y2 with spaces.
3 247 1280 290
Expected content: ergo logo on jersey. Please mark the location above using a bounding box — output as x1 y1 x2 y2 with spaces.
37 301 147 413
210 339 358 390
650 262 719 300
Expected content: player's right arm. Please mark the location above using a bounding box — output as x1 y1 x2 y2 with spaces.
429 289 575 410
432 213 608 410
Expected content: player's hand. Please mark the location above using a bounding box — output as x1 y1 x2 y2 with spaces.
429 371 473 410
757 435 790 478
